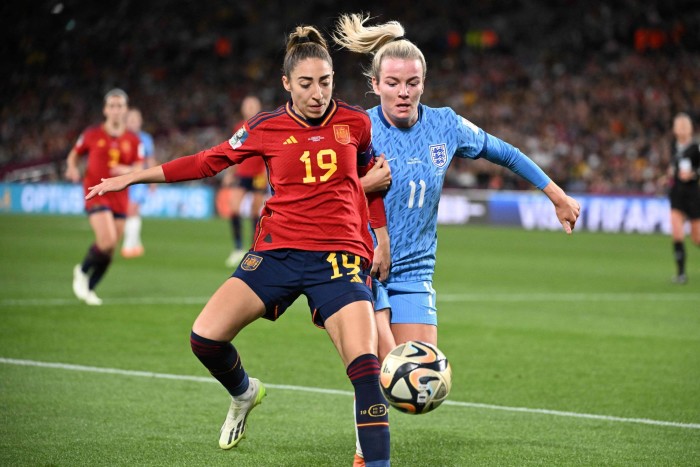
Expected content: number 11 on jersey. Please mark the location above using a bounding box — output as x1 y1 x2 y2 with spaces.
408 180 426 208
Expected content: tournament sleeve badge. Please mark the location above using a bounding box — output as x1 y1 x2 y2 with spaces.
229 127 249 150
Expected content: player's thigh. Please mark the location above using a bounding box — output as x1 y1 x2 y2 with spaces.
324 300 378 367
390 323 437 348
126 201 140 217
689 219 700 245
114 216 126 240
228 186 246 212
192 277 265 341
88 210 119 250
375 308 395 363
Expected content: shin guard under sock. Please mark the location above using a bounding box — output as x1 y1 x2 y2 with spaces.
347 354 390 466
674 241 686 276
190 331 249 396
230 215 242 249
82 244 112 290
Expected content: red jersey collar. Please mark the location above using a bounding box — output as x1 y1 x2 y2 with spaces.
285 99 338 128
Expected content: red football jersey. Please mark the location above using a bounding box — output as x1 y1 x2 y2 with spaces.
231 119 266 178
163 99 386 261
73 125 144 214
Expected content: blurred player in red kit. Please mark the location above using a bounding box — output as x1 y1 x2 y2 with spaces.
222 95 268 267
65 88 144 305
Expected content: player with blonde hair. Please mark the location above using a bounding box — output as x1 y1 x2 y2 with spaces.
667 112 700 284
334 13 580 465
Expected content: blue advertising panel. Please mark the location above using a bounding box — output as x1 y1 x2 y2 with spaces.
488 192 670 234
0 183 214 219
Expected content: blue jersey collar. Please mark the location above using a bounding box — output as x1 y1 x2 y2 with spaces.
376 104 423 129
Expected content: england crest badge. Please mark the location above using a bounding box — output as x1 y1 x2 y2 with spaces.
429 144 448 168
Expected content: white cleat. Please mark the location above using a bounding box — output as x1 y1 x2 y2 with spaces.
219 378 266 449
84 290 103 306
72 265 89 301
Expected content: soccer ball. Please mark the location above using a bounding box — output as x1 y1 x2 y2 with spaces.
379 341 452 414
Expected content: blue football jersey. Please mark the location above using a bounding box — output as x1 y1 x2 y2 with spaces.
139 130 155 158
369 104 488 282
370 103 550 283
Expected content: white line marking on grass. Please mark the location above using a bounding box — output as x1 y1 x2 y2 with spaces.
2 357 699 430
440 293 700 302
0 297 211 307
443 400 700 429
2 293 700 307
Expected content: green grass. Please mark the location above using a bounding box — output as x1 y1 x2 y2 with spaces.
1 214 699 466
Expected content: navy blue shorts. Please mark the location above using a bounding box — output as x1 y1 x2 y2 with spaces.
232 249 373 328
87 205 127 219
234 175 268 193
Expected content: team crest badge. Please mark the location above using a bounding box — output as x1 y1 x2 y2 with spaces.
241 254 263 271
333 125 351 144
228 127 249 150
121 140 132 152
429 144 448 168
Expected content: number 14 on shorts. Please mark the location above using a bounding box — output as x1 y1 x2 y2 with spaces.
326 252 362 282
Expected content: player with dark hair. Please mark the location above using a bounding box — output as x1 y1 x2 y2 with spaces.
66 88 144 305
333 14 580 466
223 95 268 267
667 112 700 284
86 26 391 466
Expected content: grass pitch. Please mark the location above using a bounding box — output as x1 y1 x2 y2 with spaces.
1 214 698 466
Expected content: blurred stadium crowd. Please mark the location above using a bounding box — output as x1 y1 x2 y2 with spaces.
3 0 700 194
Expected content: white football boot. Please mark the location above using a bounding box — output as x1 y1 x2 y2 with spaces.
219 378 266 449
72 265 89 301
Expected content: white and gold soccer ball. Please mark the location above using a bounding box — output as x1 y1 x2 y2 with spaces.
379 341 452 414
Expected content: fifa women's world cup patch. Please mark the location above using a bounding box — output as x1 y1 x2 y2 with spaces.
429 144 448 168
228 127 249 150
240 253 263 271
333 125 351 144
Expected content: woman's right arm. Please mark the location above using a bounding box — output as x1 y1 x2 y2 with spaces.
86 165 166 199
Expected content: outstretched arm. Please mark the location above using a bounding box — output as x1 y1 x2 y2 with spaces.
86 165 166 199
482 133 580 234
87 142 241 200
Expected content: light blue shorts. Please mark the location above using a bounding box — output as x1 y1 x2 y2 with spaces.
373 279 437 326
128 184 150 205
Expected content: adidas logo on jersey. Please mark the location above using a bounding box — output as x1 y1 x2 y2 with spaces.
283 136 298 145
